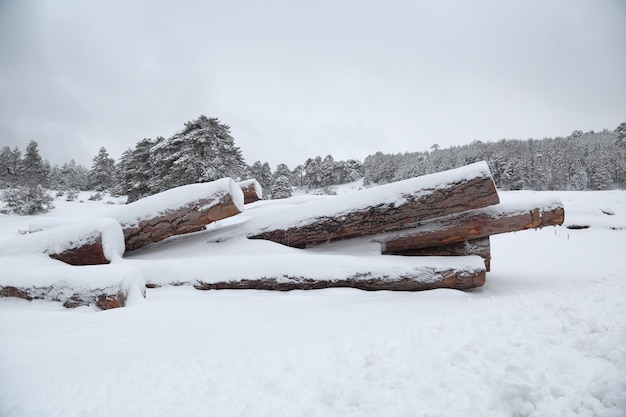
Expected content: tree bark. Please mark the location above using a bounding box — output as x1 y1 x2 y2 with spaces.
109 179 244 252
388 238 491 271
48 236 110 265
238 179 263 204
250 166 499 248
378 202 564 255
194 265 486 291
0 284 129 310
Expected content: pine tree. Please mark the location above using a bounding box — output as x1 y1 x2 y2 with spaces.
150 116 245 192
89 147 116 191
0 146 21 186
615 122 626 148
247 161 273 196
304 156 323 188
273 163 294 186
20 140 49 187
117 138 154 202
271 175 293 199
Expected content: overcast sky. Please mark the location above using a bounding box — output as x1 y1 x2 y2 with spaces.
1 0 625 169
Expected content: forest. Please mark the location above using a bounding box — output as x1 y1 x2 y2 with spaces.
1 115 625 214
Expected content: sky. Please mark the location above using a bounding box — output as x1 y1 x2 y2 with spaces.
1 0 625 170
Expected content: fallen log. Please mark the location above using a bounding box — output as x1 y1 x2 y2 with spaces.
389 238 492 271
238 179 263 204
106 178 245 251
0 284 129 310
0 261 145 310
249 162 499 248
195 264 485 291
0 219 125 266
377 196 564 255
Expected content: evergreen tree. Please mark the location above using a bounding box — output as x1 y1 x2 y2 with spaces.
117 138 154 202
247 161 273 196
150 116 245 193
0 146 21 186
271 175 293 199
273 163 294 186
304 156 323 188
20 140 49 187
615 122 626 148
89 147 116 191
2 185 54 215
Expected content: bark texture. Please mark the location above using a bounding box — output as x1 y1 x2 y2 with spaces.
379 205 564 254
193 265 486 292
0 284 128 310
123 193 241 251
389 238 492 271
250 175 499 248
48 236 109 266
239 180 262 204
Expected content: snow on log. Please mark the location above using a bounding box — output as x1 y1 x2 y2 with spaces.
377 195 564 254
193 266 486 291
247 162 499 248
105 178 245 251
0 259 145 310
0 284 129 310
238 179 263 204
389 238 492 271
137 241 487 291
0 219 125 266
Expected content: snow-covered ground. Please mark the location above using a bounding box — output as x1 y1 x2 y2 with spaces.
0 188 625 417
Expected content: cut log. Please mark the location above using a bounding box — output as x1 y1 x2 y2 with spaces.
0 219 125 266
238 179 263 204
390 238 491 271
194 265 486 291
249 162 499 248
106 178 245 251
0 261 145 310
377 197 564 254
0 284 129 310
139 250 487 291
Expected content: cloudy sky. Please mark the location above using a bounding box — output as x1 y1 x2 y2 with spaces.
1 0 625 169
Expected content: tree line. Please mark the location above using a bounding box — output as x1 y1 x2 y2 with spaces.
363 125 626 191
1 115 624 214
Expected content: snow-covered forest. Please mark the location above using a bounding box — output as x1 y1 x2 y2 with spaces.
1 116 625 213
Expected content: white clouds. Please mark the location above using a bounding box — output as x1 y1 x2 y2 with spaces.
0 0 624 169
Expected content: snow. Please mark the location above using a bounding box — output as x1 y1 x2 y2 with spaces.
103 178 244 228
0 188 625 416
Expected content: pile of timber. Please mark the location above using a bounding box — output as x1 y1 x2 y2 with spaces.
0 162 565 310
231 161 564 288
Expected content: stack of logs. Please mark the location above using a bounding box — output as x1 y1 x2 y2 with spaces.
0 162 565 309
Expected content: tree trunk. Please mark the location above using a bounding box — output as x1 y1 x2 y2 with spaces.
250 162 499 248
378 201 564 254
238 179 263 204
388 238 491 271
194 264 486 291
109 178 244 252
0 284 129 310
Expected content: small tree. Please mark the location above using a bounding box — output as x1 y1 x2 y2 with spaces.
89 147 116 191
2 185 54 215
271 175 293 199
20 140 49 187
0 146 21 187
